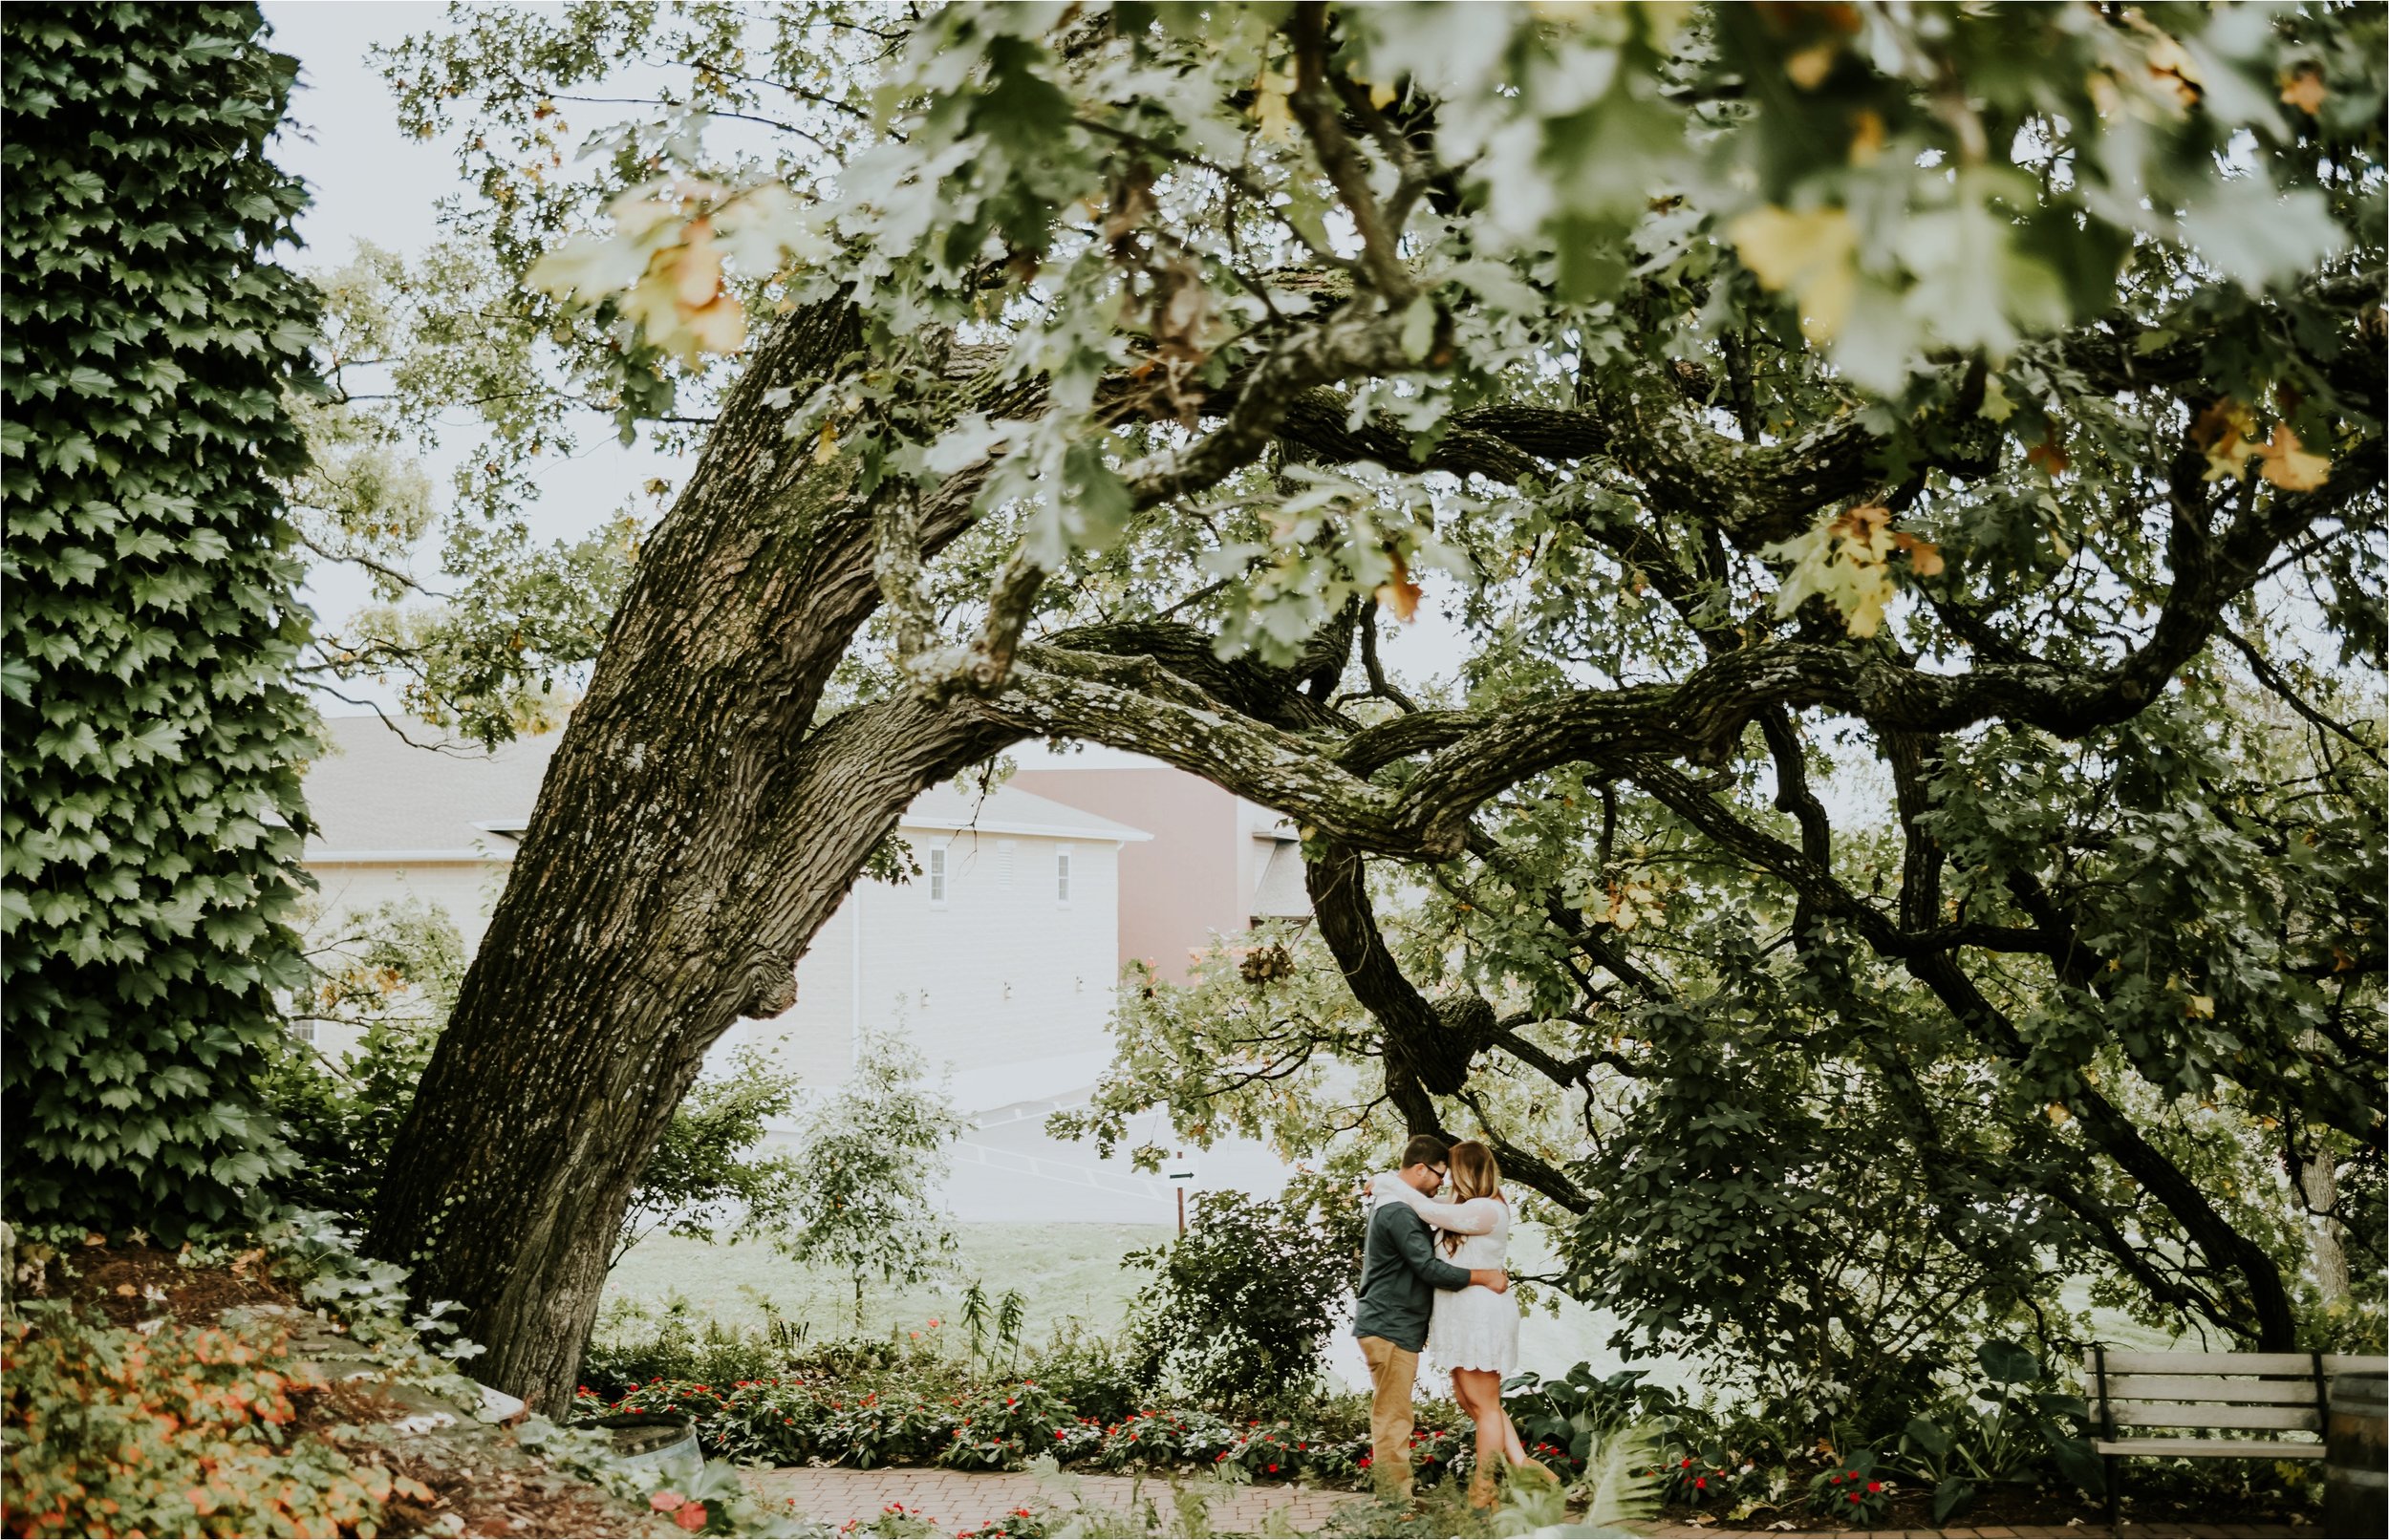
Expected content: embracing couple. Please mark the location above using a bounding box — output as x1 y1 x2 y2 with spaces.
1352 1134 1544 1508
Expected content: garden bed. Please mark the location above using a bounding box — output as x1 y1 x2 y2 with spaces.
8 1235 671 1539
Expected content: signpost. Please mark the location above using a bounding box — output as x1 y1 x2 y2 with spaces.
1163 1153 1198 1235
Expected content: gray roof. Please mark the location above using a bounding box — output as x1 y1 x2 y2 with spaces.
1251 838 1311 919
304 715 1147 861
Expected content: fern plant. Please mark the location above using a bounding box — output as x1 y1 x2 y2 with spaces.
1496 1422 1665 1539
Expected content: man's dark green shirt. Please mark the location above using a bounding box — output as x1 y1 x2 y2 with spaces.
1350 1197 1473 1352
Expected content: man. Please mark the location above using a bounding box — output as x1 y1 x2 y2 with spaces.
1352 1134 1509 1499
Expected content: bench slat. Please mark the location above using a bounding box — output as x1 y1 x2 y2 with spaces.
2101 1376 2320 1404
2086 1351 2389 1377
2110 1402 2319 1431
2095 1438 2323 1460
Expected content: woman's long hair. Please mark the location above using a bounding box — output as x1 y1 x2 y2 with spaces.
1440 1140 1504 1254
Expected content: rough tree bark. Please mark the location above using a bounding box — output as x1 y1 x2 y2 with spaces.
365 303 1024 1411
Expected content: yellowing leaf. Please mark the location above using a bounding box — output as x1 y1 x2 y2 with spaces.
2141 30 2203 110
1375 551 1422 622
1847 109 1885 166
1727 204 1857 343
2190 396 2259 481
1367 78 1397 111
1763 503 1901 636
2280 66 2327 116
2025 429 2069 479
669 220 725 310
2046 1102 2072 1124
2184 994 2216 1019
812 421 840 465
1785 41 1840 90
1889 529 1944 577
680 291 746 357
1251 65 1298 144
2256 422 2331 491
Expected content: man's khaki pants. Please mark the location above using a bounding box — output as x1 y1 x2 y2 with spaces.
1357 1334 1418 1498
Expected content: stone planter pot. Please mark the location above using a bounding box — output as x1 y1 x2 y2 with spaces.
2328 1374 2387 1540
589 1412 704 1487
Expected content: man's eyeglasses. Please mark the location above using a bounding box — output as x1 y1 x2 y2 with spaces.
1431 1164 1450 1180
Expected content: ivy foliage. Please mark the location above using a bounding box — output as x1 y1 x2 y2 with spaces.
1 3 322 1237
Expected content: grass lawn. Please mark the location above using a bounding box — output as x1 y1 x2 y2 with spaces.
601 1223 1171 1347
602 1223 2192 1395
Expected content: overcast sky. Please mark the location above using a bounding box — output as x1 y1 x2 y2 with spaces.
264 2 691 717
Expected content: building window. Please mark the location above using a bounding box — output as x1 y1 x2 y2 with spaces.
1056 846 1073 907
929 844 948 908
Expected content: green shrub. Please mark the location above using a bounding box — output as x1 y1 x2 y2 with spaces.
1023 1323 1143 1425
260 899 458 1221
580 1294 788 1398
1122 1188 1359 1409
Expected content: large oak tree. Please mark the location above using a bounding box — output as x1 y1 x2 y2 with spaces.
336 3 2384 1412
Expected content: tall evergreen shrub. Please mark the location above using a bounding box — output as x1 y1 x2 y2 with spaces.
2 3 323 1235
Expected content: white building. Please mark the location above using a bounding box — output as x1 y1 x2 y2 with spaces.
298 716 1145 1103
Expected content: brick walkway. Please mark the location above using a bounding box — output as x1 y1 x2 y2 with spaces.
742 1465 1363 1534
1644 1518 2293 1528
741 1467 2305 1538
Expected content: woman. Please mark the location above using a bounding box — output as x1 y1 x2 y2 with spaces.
1371 1140 1535 1506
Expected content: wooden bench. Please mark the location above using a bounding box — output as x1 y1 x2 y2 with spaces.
2084 1347 2389 1530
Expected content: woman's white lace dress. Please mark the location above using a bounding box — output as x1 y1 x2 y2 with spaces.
1372 1176 1519 1376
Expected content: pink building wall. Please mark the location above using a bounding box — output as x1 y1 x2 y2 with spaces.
1009 766 1243 981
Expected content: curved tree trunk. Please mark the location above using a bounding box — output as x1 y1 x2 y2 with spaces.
365 304 1019 1413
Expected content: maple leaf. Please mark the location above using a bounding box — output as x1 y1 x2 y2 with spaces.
2025 430 2068 479
1727 204 1857 343
2256 422 2331 491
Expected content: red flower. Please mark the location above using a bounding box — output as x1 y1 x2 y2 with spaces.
1680 1458 1693 1468
1867 1481 1882 1493
1847 1494 1861 1506
674 1502 707 1532
1829 1475 1842 1486
1693 1478 1706 1489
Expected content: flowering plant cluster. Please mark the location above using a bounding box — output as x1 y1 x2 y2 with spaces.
572 1378 1465 1487
1650 1440 1772 1511
840 1500 938 1537
1807 1447 1895 1527
954 1504 1049 1538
